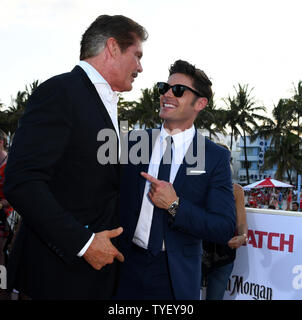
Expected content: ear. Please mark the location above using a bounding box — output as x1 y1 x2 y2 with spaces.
194 97 208 112
106 37 121 58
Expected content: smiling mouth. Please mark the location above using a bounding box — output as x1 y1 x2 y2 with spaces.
162 103 176 109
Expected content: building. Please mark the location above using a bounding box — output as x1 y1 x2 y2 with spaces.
201 131 297 185
238 136 276 184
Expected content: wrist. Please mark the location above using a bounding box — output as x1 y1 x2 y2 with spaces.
167 197 179 217
240 233 248 244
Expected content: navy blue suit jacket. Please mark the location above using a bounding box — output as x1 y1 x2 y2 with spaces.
119 128 236 300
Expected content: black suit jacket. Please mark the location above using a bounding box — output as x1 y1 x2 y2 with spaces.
4 66 120 299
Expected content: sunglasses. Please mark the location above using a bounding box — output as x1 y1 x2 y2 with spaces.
157 82 203 98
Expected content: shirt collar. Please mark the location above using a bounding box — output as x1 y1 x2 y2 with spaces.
78 60 118 105
78 60 108 84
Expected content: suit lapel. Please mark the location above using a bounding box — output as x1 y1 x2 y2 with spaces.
72 66 121 163
72 66 116 133
137 128 160 203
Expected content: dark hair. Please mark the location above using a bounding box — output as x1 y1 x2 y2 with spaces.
169 60 213 102
292 201 299 206
80 15 148 60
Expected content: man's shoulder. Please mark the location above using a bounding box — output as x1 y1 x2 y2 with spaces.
33 66 85 93
26 66 88 106
42 66 85 87
203 136 229 156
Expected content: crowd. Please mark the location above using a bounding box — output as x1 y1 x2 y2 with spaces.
246 188 301 211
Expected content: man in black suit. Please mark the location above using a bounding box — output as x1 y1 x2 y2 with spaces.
3 15 148 299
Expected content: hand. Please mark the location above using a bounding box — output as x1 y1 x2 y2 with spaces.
228 234 248 249
83 227 124 270
141 171 177 210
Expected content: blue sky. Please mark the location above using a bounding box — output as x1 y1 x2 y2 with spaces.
1 0 302 116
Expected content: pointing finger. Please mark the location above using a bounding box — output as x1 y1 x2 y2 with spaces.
141 172 160 184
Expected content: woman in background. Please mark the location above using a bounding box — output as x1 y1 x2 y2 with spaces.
202 143 248 300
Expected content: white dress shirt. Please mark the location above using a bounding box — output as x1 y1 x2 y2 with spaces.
77 60 120 257
132 125 196 249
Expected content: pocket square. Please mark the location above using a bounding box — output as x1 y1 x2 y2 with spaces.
186 169 206 175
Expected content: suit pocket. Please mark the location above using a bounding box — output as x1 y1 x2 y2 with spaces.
183 243 202 256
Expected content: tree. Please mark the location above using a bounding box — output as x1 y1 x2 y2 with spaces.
290 80 302 136
195 94 226 140
118 95 139 130
118 84 161 129
223 84 269 184
259 98 302 184
0 100 10 134
288 81 302 184
256 99 293 152
6 80 40 133
263 132 302 184
221 96 242 151
135 84 161 128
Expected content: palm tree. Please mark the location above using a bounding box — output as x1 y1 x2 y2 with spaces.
7 90 28 133
0 100 10 134
7 80 40 133
223 84 269 184
263 132 302 184
288 81 302 184
259 98 302 184
290 80 302 135
135 84 161 128
256 99 293 151
118 95 139 129
118 84 161 129
195 94 226 140
221 95 242 150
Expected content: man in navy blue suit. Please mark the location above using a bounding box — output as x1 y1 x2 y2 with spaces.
116 60 236 300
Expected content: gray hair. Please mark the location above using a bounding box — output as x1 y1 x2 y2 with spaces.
80 15 148 60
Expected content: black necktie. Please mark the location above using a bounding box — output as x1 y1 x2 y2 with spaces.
148 136 173 256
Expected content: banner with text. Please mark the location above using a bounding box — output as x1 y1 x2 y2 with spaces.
223 209 302 300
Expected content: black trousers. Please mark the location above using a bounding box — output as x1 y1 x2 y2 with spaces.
115 244 175 300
